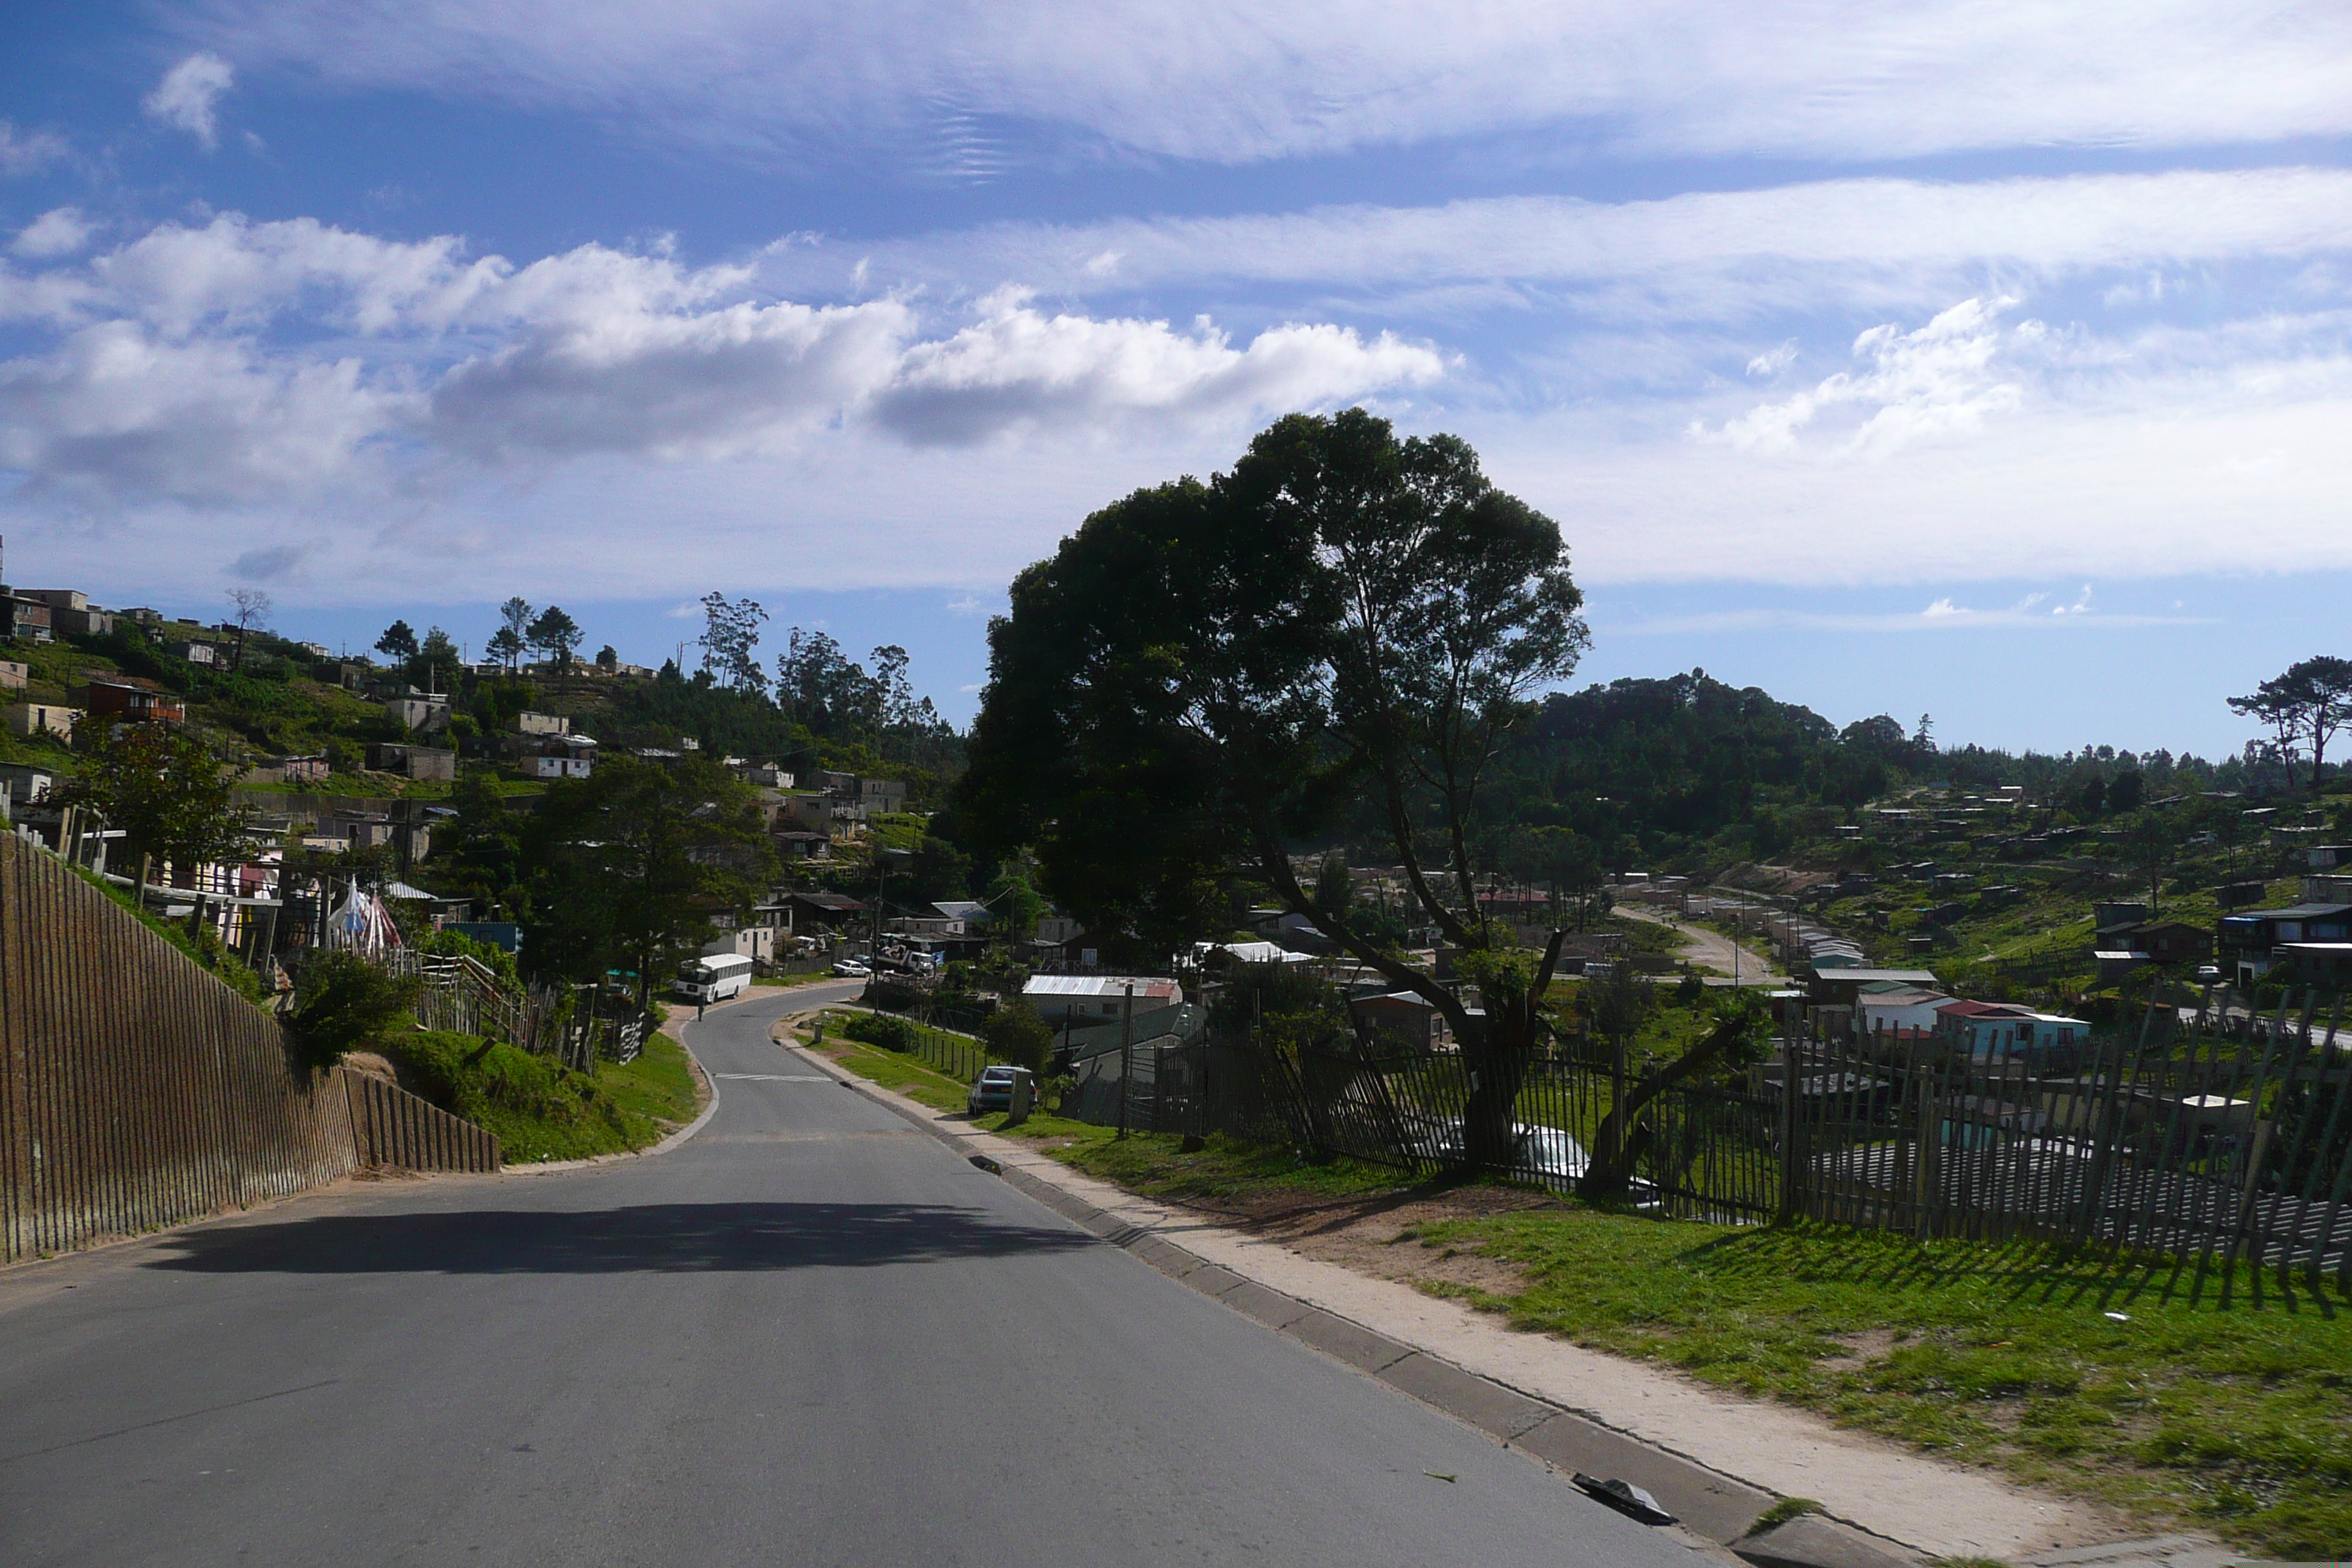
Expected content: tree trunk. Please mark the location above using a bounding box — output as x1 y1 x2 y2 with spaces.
1461 1017 1533 1168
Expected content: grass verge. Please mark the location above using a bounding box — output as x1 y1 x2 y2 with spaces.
1409 1207 2352 1559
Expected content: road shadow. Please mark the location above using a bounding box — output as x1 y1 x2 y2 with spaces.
143 1202 1098 1275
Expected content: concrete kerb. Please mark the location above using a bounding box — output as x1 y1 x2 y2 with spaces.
774 1030 1934 1568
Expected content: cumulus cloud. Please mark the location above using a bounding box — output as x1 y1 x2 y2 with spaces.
1703 298 2026 456
0 321 395 505
873 293 1444 445
0 121 70 176
0 212 1444 504
183 1 2352 169
429 295 913 459
11 209 93 260
145 52 238 150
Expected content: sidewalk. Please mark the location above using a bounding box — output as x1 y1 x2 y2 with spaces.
778 1028 2274 1568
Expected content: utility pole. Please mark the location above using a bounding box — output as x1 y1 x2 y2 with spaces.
1116 982 1135 1140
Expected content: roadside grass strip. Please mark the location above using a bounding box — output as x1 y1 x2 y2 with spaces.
804 1017 2352 1556
1409 1207 2352 1560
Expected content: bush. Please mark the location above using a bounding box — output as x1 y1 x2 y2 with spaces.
980 1000 1052 1074
837 1011 916 1051
283 952 422 1071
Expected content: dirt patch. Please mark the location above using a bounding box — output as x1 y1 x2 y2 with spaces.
1146 1180 1556 1299
1819 1327 1898 1371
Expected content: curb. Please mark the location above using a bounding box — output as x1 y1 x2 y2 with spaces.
784 1036 1923 1568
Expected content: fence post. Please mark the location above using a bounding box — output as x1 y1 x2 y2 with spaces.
1776 1020 1798 1223
1117 984 1135 1140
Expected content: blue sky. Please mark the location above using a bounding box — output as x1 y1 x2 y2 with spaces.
4 4 2350 756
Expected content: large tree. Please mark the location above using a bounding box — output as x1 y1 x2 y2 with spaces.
224 588 271 674
521 755 775 1007
962 410 1602 1168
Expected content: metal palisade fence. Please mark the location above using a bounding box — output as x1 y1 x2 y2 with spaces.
1790 988 2351 1294
1234 990 2351 1293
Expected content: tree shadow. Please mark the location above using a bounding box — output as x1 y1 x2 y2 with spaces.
1670 1222 2344 1319
143 1202 1100 1275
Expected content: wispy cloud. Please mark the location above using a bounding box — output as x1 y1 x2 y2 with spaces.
184 1 2352 168
0 121 70 176
144 53 237 151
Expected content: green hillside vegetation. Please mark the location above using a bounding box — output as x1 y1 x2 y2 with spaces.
385 1028 699 1163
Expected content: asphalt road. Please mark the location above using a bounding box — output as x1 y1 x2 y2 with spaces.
1 982 1719 1568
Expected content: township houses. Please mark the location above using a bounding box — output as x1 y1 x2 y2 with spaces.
5 701 78 740
1854 982 1951 1035
1021 974 1185 1023
1352 990 1450 1049
779 890 866 931
1934 1000 2088 1063
0 657 28 690
2220 902 2352 985
366 742 458 782
80 675 184 725
525 735 598 779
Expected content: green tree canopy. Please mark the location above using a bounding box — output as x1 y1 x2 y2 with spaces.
521 755 776 1006
57 720 247 885
960 409 1588 1162
526 606 583 669
375 619 419 663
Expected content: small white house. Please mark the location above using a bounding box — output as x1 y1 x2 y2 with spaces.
1022 974 1184 1022
529 734 598 779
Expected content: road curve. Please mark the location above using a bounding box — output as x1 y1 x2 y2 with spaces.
0 984 1719 1568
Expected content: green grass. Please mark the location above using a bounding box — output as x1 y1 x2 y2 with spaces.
594 1033 701 1128
1408 1208 2352 1558
813 1033 974 1115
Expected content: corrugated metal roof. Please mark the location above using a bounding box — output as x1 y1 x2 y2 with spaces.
1023 976 1180 998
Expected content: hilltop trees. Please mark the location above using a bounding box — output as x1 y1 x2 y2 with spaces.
375 620 419 663
2231 655 2351 791
224 589 271 673
698 593 768 692
961 410 1590 1166
526 606 583 670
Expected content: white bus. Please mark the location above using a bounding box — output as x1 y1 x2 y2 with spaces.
673 953 755 1004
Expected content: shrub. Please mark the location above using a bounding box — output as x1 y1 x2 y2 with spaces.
980 1000 1052 1074
283 952 422 1071
837 1011 915 1051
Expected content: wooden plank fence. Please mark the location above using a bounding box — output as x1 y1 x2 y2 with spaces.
0 833 497 1264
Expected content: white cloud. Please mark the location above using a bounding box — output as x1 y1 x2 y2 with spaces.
11 209 93 260
0 121 69 176
429 295 913 459
1746 342 1796 377
0 321 395 505
0 211 1443 508
184 1 2352 168
1703 298 2024 456
873 293 1444 445
145 52 238 150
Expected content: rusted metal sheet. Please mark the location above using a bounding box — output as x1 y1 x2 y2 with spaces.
0 834 497 1264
